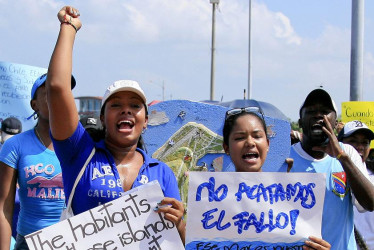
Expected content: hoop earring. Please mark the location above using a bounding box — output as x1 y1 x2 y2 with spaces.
33 112 39 120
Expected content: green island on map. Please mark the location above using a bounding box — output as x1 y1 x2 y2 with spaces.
152 122 225 214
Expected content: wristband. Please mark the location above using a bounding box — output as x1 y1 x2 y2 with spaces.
61 14 77 32
61 22 77 32
336 150 344 160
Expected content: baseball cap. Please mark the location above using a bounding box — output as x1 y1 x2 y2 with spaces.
80 115 102 130
1 117 22 142
31 73 76 100
1 117 22 135
338 120 374 141
28 73 76 119
101 80 147 110
299 88 338 117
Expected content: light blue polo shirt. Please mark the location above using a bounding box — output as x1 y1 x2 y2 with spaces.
290 142 365 250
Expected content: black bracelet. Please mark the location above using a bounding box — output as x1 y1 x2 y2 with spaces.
61 22 77 32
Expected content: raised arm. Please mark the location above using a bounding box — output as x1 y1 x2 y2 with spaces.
313 115 374 211
46 6 81 140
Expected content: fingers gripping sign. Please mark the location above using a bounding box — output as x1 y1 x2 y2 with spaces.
153 197 184 225
153 197 186 244
303 235 331 250
58 6 81 32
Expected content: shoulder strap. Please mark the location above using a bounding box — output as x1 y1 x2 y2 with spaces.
65 147 96 212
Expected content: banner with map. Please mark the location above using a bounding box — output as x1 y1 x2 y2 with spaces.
144 100 292 217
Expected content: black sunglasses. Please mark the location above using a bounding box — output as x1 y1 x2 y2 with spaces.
225 106 265 121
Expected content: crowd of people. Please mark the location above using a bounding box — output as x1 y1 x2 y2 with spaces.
0 5 374 250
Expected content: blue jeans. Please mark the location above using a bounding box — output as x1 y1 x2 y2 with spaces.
15 234 29 250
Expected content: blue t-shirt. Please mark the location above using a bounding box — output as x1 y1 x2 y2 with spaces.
290 142 365 250
0 129 65 236
12 188 20 238
52 123 181 215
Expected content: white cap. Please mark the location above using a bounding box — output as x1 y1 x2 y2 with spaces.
338 120 374 141
101 80 147 109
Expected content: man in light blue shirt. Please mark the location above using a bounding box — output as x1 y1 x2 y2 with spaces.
289 88 374 250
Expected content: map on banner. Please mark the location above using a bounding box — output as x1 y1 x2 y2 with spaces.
144 100 291 220
186 172 326 249
25 181 184 250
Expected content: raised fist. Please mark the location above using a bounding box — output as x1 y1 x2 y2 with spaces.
57 6 81 32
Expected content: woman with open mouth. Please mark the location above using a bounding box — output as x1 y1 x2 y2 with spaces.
44 6 185 245
222 107 331 250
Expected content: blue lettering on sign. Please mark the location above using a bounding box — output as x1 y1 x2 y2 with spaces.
196 177 228 202
194 177 317 236
186 240 305 250
235 182 316 209
201 208 231 230
202 208 300 235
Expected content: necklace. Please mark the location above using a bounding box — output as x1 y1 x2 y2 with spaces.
34 127 47 148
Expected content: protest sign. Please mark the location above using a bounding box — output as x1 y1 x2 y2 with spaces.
25 181 184 250
341 101 374 148
186 172 326 249
0 61 46 131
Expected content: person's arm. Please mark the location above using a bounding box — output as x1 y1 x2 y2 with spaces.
313 115 374 211
46 6 81 141
154 197 186 245
0 162 17 250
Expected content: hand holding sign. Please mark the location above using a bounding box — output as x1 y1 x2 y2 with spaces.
304 235 331 250
154 197 186 244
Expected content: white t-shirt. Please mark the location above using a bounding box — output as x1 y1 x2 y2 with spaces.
354 164 374 250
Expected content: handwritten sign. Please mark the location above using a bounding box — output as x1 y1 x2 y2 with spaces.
25 181 184 250
0 61 46 131
186 172 326 249
341 101 374 148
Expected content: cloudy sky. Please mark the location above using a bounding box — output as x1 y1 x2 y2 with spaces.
1 0 373 121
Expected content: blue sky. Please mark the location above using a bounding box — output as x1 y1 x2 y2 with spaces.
1 0 373 121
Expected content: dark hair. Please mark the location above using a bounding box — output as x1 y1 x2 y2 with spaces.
32 85 44 100
223 111 267 147
85 128 104 142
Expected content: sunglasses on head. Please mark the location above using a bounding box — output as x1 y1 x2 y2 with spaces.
225 106 265 121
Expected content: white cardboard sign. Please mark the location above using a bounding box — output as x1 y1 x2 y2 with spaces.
25 181 184 250
186 172 326 249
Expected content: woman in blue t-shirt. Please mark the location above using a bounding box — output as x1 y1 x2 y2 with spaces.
45 6 185 244
222 107 331 249
0 74 69 249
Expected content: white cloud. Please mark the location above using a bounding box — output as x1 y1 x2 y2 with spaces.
79 0 211 45
273 12 301 45
1 0 373 121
